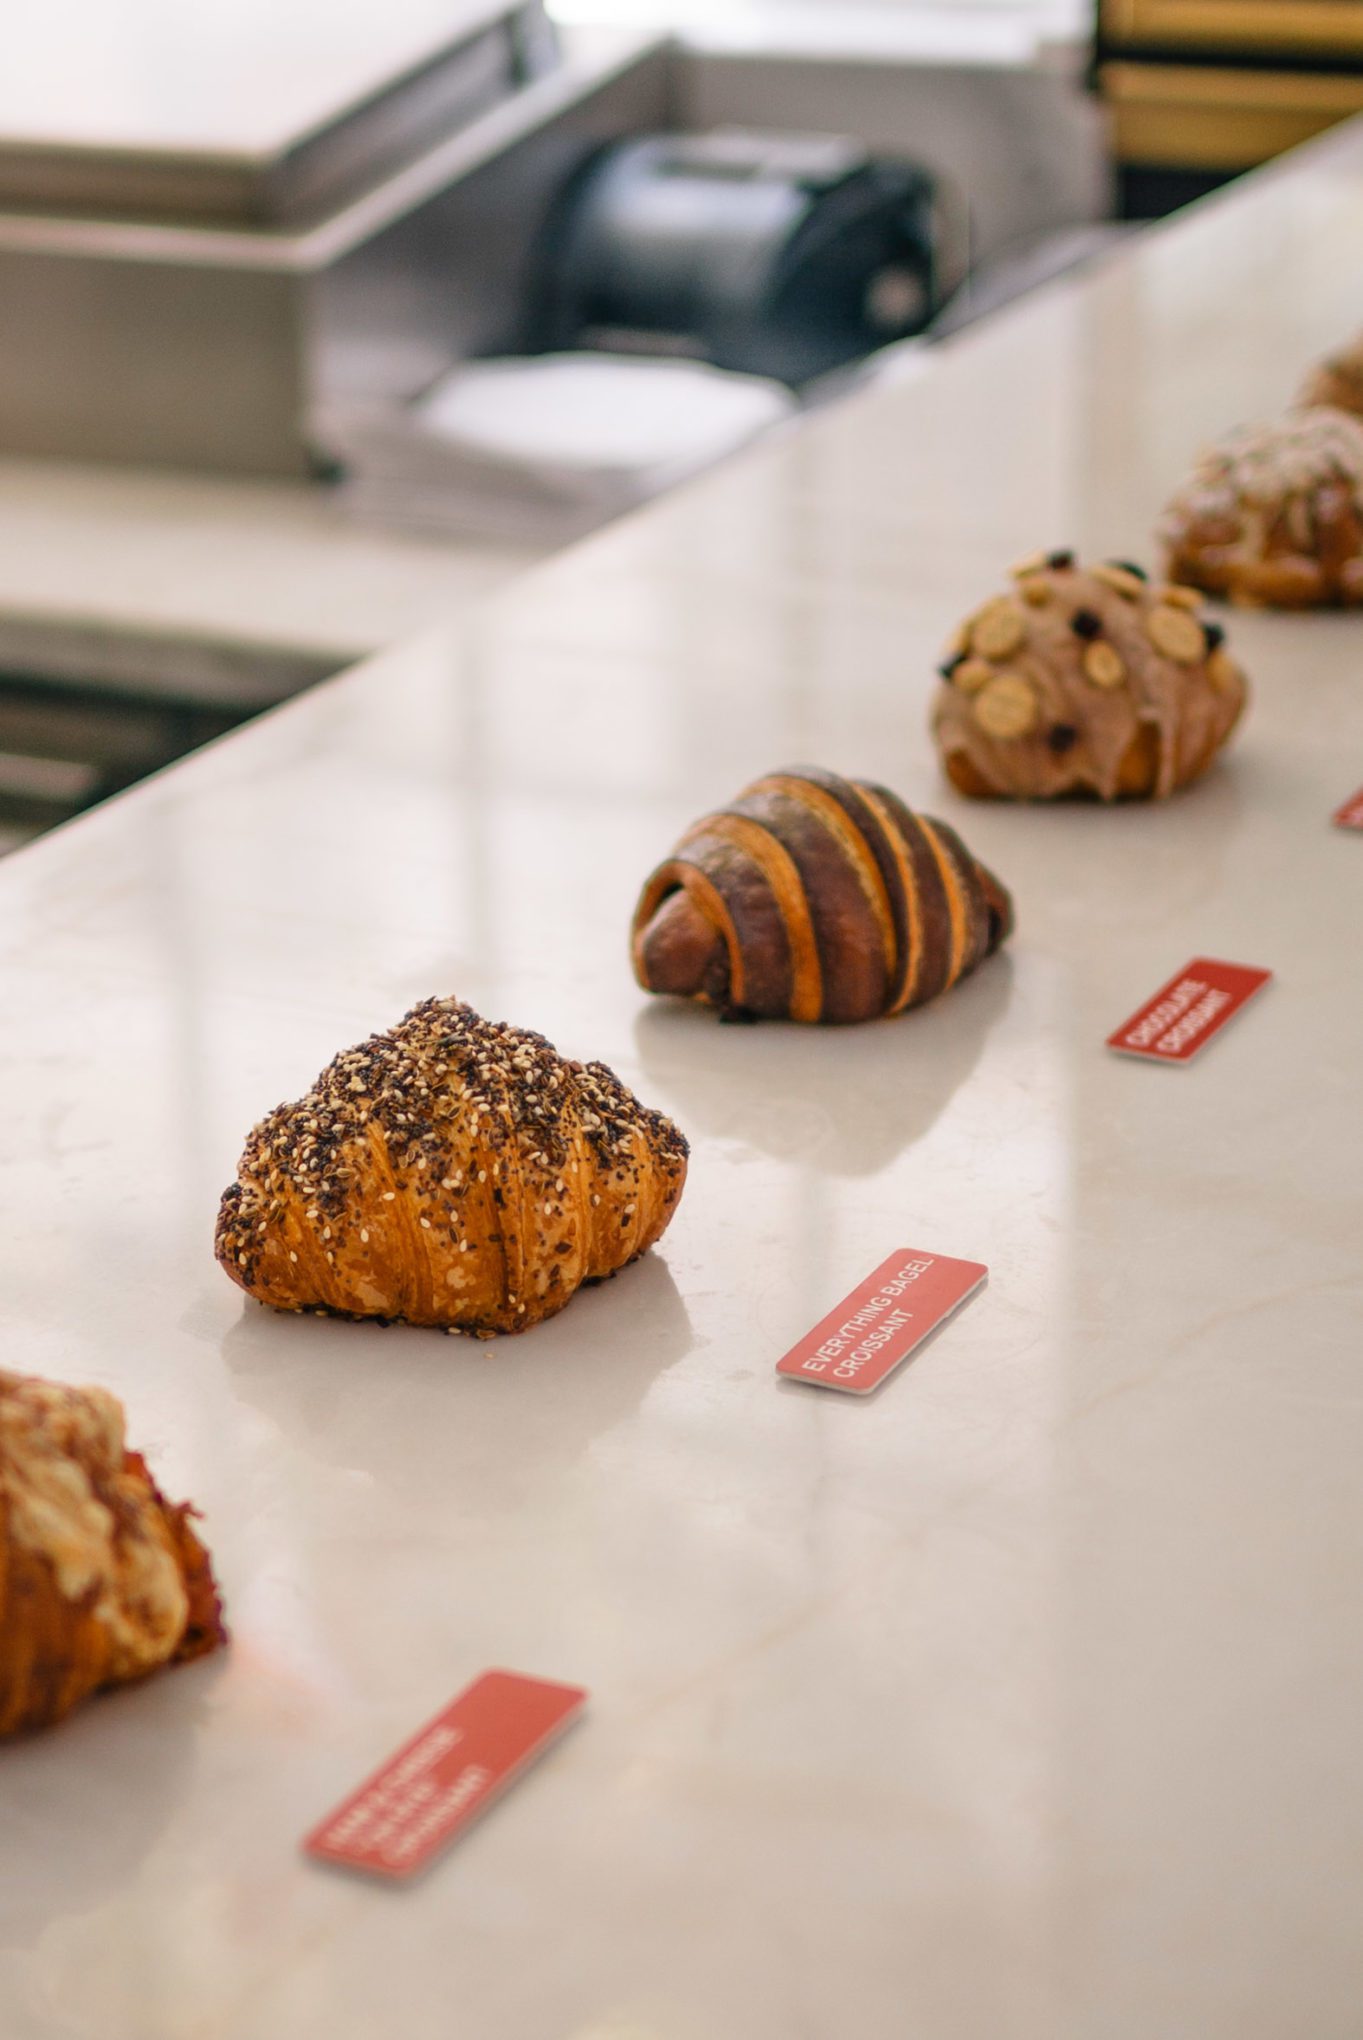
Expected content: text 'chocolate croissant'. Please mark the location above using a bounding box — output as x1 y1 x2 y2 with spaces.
0 1370 226 1737
216 997 689 1336
631 767 1013 1023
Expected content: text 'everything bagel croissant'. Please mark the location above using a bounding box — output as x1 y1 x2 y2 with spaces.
215 998 689 1336
0 1370 226 1737
631 767 1013 1023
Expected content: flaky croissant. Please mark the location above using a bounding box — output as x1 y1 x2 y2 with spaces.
215 997 689 1335
631 766 1013 1023
0 1370 225 1737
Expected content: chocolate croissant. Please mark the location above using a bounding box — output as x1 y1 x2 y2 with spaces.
0 1370 226 1737
216 997 689 1336
631 767 1013 1024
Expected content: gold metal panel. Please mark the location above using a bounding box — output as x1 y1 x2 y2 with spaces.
1102 60 1363 166
1103 0 1363 56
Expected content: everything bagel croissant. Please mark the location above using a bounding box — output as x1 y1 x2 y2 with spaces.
215 997 689 1335
631 767 1013 1023
0 1370 225 1737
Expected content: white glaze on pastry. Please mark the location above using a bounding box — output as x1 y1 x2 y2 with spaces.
0 1371 188 1676
1159 409 1363 607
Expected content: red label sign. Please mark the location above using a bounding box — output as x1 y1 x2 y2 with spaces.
304 1670 586 1881
1333 787 1363 831
776 1248 987 1397
1107 957 1271 1063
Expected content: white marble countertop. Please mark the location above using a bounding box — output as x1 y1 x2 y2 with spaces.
2 128 1363 2040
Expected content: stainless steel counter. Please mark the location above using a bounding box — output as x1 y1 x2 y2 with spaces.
1 124 1362 2040
2 2 520 170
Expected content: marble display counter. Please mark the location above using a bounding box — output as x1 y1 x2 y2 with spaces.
1 123 1361 2040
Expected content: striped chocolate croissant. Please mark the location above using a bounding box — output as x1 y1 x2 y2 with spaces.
631 767 1013 1024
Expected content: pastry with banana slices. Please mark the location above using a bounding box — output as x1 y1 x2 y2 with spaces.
932 551 1247 800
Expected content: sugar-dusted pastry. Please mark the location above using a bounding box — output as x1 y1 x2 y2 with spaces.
216 998 688 1336
1159 408 1363 607
932 552 1247 800
0 1371 225 1736
630 766 1013 1023
1297 335 1363 420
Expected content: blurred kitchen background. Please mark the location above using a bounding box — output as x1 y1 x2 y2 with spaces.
2 0 1359 850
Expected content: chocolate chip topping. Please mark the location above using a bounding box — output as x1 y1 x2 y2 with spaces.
933 554 1248 800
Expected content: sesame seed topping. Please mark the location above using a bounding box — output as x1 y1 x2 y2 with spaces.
213 994 688 1320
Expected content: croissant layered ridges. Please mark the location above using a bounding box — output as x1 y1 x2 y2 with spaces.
215 998 689 1335
631 767 1012 1025
0 1371 226 1738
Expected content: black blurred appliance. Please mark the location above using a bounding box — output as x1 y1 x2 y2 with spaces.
531 131 944 387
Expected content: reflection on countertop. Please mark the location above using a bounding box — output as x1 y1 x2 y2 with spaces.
632 951 1015 1177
